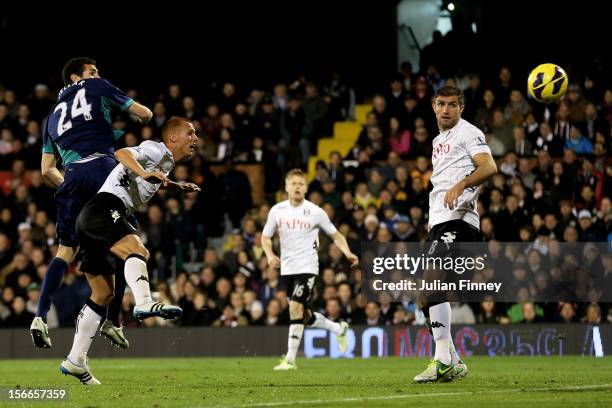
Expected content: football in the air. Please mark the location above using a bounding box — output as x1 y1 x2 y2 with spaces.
527 63 569 103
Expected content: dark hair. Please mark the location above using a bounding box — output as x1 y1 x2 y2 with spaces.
62 57 96 85
433 85 464 106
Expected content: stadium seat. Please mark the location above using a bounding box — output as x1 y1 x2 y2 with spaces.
355 104 372 125
307 105 369 179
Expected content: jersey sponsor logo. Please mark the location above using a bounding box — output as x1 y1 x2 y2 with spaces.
278 218 311 230
432 143 451 160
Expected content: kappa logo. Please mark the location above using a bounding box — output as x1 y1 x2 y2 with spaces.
430 321 446 328
117 171 130 188
136 275 149 283
441 231 456 243
110 210 121 223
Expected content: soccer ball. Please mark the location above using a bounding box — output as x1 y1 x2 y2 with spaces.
527 63 568 104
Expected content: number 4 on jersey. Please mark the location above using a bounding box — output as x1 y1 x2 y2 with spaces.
71 88 92 120
54 88 92 136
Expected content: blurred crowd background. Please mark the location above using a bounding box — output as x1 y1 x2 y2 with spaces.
0 2 610 331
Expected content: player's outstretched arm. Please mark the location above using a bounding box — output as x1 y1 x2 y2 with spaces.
40 153 64 188
128 102 153 124
444 152 497 210
160 180 201 192
115 148 169 185
331 231 359 267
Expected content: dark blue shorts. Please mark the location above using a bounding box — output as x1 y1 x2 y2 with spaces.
54 156 118 247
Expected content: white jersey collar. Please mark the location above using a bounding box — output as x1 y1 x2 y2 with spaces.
160 142 175 165
440 118 464 137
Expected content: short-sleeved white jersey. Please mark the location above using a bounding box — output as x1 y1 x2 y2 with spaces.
429 118 491 230
99 141 174 213
262 199 337 276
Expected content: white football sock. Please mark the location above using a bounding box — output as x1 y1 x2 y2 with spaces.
310 312 342 335
67 303 104 366
125 256 153 305
430 302 452 365
449 338 462 364
285 324 304 363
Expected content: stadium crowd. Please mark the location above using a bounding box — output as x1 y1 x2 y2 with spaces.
0 61 611 331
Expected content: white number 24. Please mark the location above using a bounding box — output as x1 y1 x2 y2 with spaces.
54 88 93 136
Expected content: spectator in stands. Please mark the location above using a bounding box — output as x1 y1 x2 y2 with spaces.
474 89 497 129
491 109 514 153
407 126 432 159
517 158 535 190
388 117 411 158
484 126 504 157
28 84 54 122
523 112 539 142
552 102 572 140
324 298 343 322
577 210 606 242
302 82 328 144
511 126 533 157
462 74 483 123
386 75 406 117
557 302 578 323
201 103 222 142
493 67 514 106
264 298 283 326
521 302 544 324
566 84 588 123
450 302 476 324
535 121 564 157
279 96 307 170
365 301 383 326
152 101 167 137
582 103 609 142
582 303 602 324
505 89 530 125
181 96 200 121
476 301 501 324
327 151 345 185
565 126 594 155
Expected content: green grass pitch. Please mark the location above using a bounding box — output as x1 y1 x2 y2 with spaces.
0 356 610 407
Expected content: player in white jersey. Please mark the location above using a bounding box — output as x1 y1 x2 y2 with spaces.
60 118 200 384
262 169 359 370
414 86 497 383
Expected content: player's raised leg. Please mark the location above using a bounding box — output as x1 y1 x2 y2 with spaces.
307 310 349 353
61 273 113 385
110 234 182 320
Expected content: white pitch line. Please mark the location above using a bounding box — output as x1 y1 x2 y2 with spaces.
211 383 612 408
